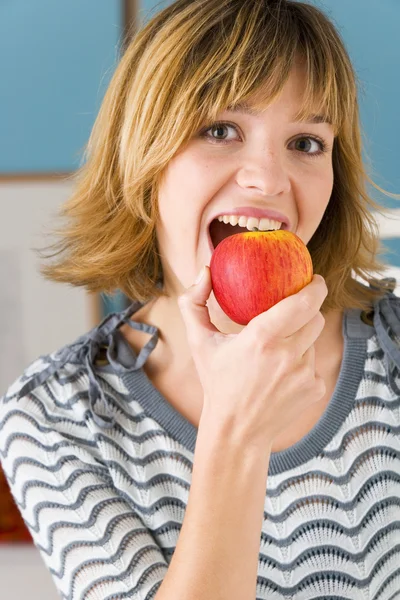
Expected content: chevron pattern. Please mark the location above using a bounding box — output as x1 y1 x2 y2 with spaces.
1 291 400 600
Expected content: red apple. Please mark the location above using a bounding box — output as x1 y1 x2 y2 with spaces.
209 230 313 325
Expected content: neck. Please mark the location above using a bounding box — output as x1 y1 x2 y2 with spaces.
130 294 344 376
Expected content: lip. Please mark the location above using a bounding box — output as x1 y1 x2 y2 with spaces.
206 206 291 253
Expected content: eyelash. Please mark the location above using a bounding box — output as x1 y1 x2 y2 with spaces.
199 121 329 158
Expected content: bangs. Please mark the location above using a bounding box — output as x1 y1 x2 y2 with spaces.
179 1 355 137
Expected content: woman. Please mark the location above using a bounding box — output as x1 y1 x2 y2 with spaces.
1 0 399 598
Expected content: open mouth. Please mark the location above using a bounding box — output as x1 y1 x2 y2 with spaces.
208 219 286 250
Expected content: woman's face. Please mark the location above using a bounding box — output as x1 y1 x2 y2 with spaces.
155 63 335 330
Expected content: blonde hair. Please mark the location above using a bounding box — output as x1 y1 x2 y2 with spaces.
38 0 400 315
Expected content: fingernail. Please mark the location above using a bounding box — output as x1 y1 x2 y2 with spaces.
194 266 206 285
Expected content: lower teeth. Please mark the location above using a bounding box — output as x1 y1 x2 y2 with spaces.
250 227 274 232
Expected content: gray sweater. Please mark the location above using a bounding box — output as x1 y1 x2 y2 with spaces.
1 278 399 600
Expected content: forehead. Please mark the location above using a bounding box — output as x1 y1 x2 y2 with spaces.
225 101 332 125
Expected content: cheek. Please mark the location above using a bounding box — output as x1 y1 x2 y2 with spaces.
155 155 208 249
323 167 334 203
306 163 334 202
296 164 334 229
164 150 211 191
157 160 191 228
158 150 221 223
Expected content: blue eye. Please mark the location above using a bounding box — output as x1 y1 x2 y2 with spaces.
295 138 313 152
292 136 327 156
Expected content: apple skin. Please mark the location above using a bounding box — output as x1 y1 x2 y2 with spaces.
209 230 313 325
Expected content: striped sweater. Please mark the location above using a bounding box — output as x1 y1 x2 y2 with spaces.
1 278 400 600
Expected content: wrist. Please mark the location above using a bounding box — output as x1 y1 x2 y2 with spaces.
197 404 273 461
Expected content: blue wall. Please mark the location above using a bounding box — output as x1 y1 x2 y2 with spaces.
307 0 400 202
0 0 123 174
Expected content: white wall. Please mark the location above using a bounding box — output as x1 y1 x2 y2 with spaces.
0 545 58 600
368 207 400 296
366 208 400 296
0 180 95 600
0 180 399 600
0 180 95 396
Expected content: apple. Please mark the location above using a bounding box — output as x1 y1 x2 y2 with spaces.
209 230 313 325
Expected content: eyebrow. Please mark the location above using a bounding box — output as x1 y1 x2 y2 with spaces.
225 102 331 124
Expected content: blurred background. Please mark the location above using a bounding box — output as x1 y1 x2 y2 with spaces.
0 0 399 598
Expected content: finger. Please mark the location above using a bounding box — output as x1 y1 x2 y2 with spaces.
290 311 325 363
302 344 327 396
178 266 220 346
245 274 328 340
296 343 327 400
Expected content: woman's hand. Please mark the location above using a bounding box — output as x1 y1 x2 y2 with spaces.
178 266 328 447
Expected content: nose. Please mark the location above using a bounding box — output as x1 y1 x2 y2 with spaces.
236 151 291 197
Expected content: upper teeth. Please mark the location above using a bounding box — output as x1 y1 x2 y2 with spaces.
217 214 283 231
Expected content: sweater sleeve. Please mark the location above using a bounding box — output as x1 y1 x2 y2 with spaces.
0 365 168 600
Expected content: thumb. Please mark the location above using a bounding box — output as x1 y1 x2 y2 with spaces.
178 266 219 345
